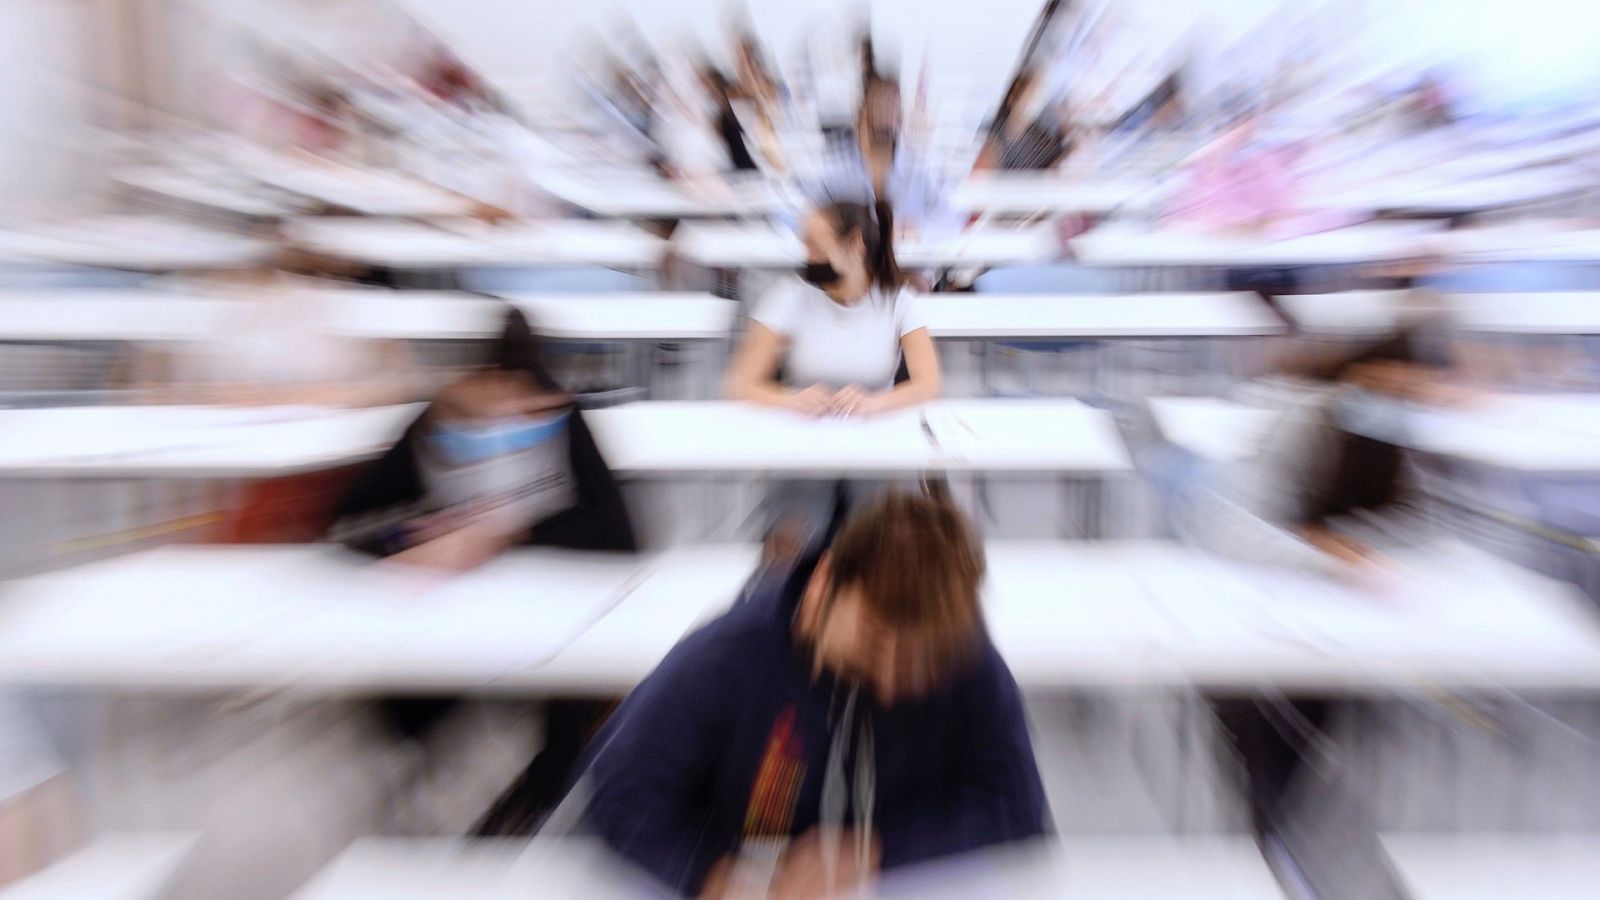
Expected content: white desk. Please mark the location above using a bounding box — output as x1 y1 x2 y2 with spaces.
880 837 1285 899
240 162 474 217
534 171 780 219
495 292 737 340
291 836 1282 900
952 174 1150 217
1148 396 1279 462
4 541 1596 694
0 290 734 343
284 219 667 270
1276 290 1410 335
0 217 275 271
112 166 302 219
583 400 1135 477
1451 291 1600 335
1443 223 1600 264
1149 393 1600 474
290 837 670 898
0 545 649 693
0 832 197 900
671 222 1060 270
1381 833 1600 900
0 403 422 478
1313 166 1592 217
925 292 1284 339
1071 221 1442 268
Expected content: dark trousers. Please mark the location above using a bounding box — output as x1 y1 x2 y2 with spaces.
473 699 616 836
1212 697 1332 838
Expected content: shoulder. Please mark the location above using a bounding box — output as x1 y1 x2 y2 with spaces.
752 277 819 329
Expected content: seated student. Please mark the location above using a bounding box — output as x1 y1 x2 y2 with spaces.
1175 330 1453 840
578 490 1049 897
726 200 939 418
333 306 635 561
331 307 636 833
790 75 959 235
725 200 941 554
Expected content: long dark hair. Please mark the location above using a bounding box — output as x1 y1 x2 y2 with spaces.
821 200 903 292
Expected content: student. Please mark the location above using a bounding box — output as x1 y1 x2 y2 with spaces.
726 200 939 417
331 307 636 833
1174 331 1453 839
976 68 1071 172
333 306 636 561
727 199 941 555
578 490 1049 897
793 76 956 233
701 66 759 172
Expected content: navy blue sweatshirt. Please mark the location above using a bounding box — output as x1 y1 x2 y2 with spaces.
581 560 1049 896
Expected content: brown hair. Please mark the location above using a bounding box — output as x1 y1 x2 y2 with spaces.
823 490 987 679
821 200 904 292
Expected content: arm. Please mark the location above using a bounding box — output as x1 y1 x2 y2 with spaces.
876 649 1049 869
876 326 942 412
724 321 829 415
583 627 742 895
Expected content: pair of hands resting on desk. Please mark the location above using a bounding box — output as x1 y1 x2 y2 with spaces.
783 384 893 418
701 828 880 900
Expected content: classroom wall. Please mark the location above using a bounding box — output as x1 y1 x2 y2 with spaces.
0 0 96 210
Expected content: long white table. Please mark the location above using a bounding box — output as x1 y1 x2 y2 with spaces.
1148 396 1279 463
583 400 1135 477
290 838 648 899
0 832 198 900
1380 833 1600 900
1450 291 1600 335
0 290 735 343
112 166 303 219
10 539 1591 695
290 836 1284 899
533 170 781 219
283 218 667 270
924 292 1284 339
671 222 1060 270
0 404 422 478
0 544 686 693
1070 221 1443 268
1150 393 1600 473
0 217 275 272
952 174 1152 218
1248 289 1600 337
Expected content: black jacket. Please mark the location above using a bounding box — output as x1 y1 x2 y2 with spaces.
331 406 637 556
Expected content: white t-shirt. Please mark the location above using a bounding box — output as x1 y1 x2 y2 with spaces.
751 279 927 391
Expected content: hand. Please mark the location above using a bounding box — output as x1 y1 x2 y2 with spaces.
388 519 512 573
828 386 886 418
770 827 880 899
787 384 833 417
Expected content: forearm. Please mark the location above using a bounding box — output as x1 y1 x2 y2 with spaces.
726 376 797 409
873 375 941 413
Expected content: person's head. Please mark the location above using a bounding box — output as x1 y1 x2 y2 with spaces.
858 75 902 154
425 308 571 464
796 491 987 706
700 65 734 107
799 201 902 298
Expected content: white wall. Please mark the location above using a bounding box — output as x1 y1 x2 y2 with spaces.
0 0 95 210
